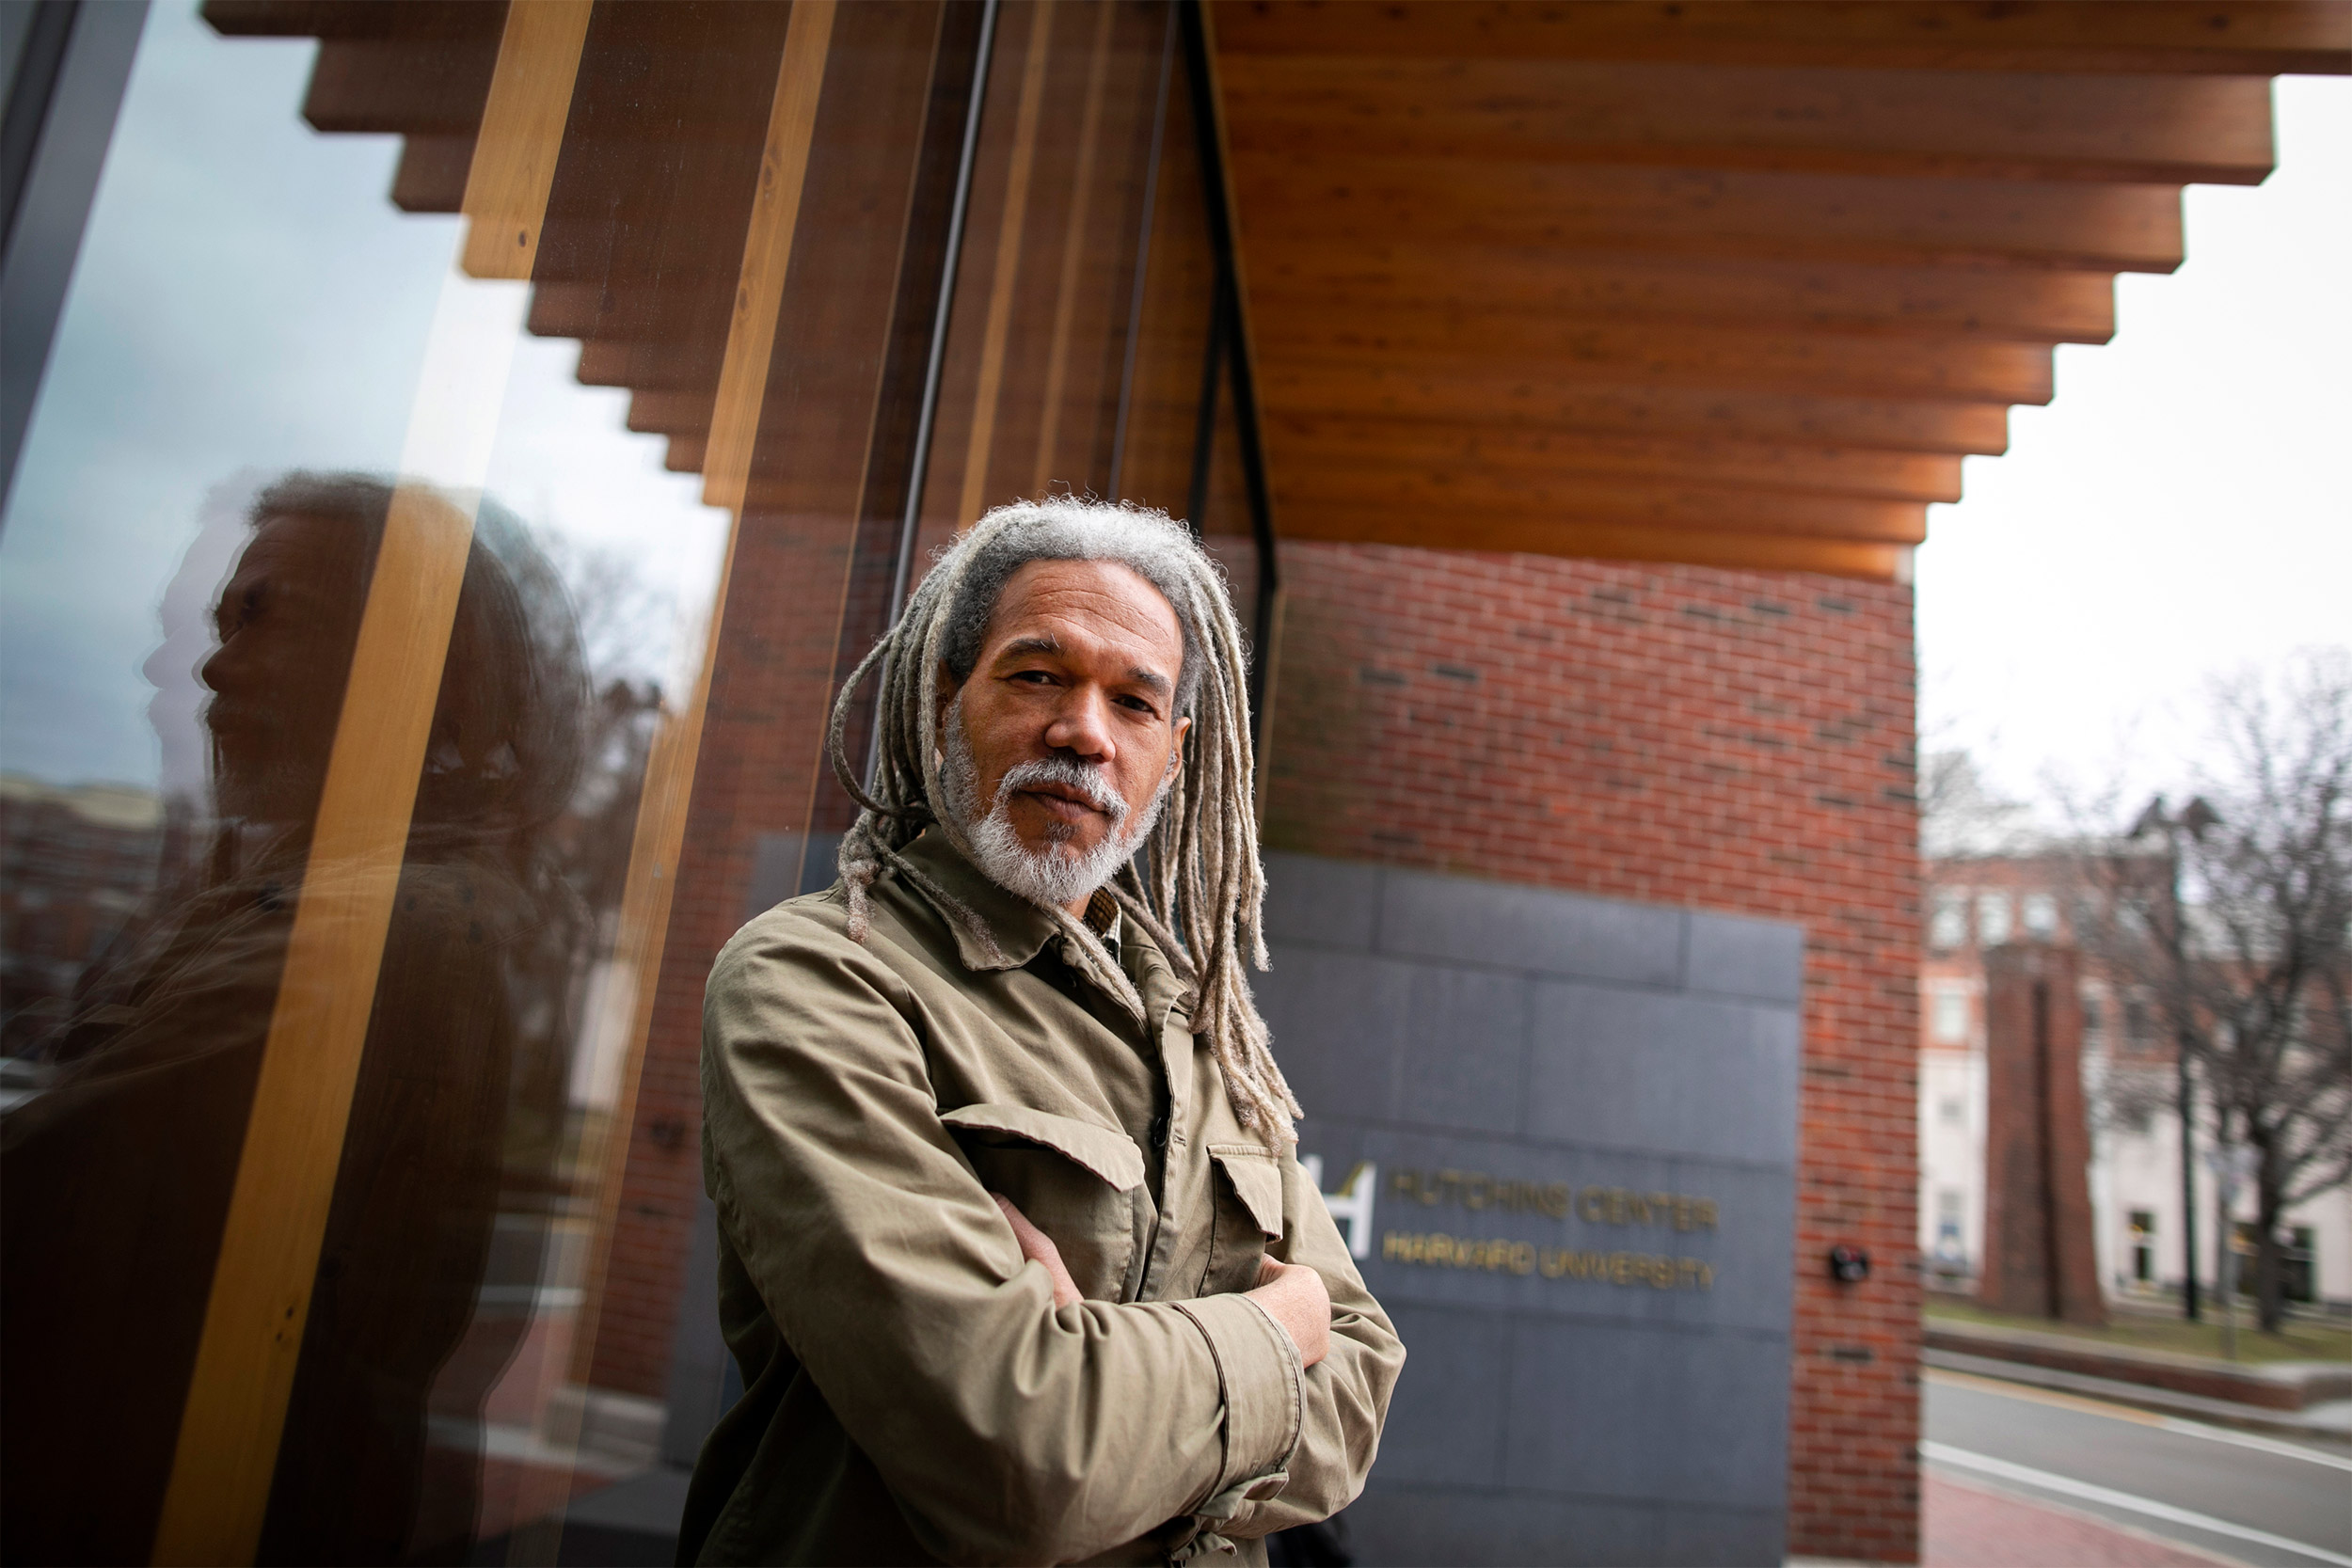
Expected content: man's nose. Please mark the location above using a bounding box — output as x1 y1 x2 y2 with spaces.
198 641 232 694
1041 687 1116 762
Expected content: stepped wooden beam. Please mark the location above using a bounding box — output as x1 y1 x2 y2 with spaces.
303 39 499 135
624 389 716 442
1237 159 2186 273
1287 467 1928 544
1221 58 2276 186
1258 370 2013 457
390 135 475 214
204 1 497 44
1248 251 2121 344
1280 509 1916 582
1259 314 2056 404
1268 420 1967 504
1212 2 2352 75
575 339 728 397
526 279 741 347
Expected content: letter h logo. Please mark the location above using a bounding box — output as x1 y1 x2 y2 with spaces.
1301 1155 1377 1259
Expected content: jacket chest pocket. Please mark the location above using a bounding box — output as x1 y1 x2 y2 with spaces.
1200 1143 1286 1296
942 1103 1151 1304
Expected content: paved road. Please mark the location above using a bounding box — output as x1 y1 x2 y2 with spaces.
1924 1370 2352 1568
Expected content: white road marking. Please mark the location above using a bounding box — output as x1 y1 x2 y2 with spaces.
2156 1418 2352 1477
1922 1441 2352 1568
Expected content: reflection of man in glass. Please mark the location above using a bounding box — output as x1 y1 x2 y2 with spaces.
2 475 586 1565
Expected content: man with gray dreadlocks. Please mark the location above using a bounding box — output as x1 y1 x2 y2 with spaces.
680 499 1401 1566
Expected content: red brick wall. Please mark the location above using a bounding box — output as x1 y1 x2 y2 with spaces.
585 511 858 1398
1263 543 1922 1565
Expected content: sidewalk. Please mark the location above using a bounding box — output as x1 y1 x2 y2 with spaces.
1922 1473 2238 1568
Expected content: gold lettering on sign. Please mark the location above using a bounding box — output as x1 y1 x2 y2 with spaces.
1384 1233 1714 1291
1390 1167 1718 1229
1391 1167 1573 1219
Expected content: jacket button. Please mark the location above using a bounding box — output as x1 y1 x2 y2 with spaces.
1149 1114 1169 1148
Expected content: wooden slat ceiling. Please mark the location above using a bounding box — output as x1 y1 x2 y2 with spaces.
1210 1 2352 579
201 3 2349 584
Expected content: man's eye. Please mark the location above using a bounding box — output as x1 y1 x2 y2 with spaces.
1009 670 1055 685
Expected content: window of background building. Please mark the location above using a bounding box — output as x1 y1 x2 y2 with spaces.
1929 890 1967 950
1937 1094 1965 1128
2288 1227 2318 1304
1930 985 1969 1046
1976 891 2013 946
2081 990 2106 1049
2022 891 2058 939
1932 1189 1965 1270
2128 1209 2156 1283
2229 1222 2317 1303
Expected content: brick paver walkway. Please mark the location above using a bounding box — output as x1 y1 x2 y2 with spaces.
1924 1473 2237 1567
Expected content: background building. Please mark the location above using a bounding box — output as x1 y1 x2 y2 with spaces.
1920 850 2351 1309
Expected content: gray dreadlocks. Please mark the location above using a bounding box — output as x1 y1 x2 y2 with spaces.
825 497 1300 1139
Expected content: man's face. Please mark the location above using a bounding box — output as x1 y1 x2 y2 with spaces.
199 513 370 824
939 558 1190 910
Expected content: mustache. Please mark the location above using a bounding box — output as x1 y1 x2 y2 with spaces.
995 755 1127 821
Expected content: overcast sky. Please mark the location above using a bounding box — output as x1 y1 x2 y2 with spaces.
1915 75 2352 817
0 1 727 791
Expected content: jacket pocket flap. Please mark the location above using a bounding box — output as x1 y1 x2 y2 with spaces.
1208 1144 1285 1238
942 1102 1146 1191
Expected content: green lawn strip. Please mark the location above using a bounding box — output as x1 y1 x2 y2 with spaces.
1924 1293 2352 1365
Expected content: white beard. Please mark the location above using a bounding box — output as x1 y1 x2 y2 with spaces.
939 696 1174 910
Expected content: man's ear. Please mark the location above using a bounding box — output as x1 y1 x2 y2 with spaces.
1168 714 1192 771
934 659 963 735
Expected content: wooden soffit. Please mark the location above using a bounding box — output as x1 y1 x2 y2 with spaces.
1209 0 2352 579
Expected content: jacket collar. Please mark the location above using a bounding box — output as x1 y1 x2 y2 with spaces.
895 831 1062 973
893 832 1194 1030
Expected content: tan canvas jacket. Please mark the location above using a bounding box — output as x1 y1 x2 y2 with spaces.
679 832 1403 1567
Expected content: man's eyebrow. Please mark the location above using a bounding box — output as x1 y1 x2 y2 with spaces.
993 634 1170 696
996 634 1061 658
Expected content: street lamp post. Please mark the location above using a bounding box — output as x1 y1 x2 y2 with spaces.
2132 794 2219 1323
2204 1140 2256 1360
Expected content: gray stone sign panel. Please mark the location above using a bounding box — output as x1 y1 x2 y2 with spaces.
1262 852 1803 1567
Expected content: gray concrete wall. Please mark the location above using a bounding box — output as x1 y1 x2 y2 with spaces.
1261 852 1804 1567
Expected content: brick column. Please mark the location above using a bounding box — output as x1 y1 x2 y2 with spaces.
1979 943 2104 1325
1260 546 1922 1562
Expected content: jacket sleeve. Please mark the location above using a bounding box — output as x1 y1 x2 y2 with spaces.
1219 1151 1406 1542
700 910 1299 1566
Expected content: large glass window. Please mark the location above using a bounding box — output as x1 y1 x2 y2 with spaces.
1 2 1245 1560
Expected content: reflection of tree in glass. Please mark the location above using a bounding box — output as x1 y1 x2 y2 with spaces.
537 531 676 694
535 532 671 985
2 474 589 1565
